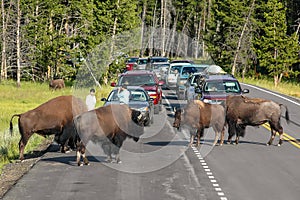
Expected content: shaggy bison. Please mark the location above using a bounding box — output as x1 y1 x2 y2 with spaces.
226 95 289 146
10 95 87 160
173 100 226 147
49 79 65 90
74 104 145 166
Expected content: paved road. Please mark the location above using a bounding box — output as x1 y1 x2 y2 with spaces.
3 85 300 200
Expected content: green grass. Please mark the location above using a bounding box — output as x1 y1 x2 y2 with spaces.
0 80 112 172
239 77 300 98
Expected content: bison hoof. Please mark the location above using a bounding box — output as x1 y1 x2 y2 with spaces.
277 143 281 147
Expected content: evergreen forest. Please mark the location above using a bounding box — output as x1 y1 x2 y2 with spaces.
0 0 299 87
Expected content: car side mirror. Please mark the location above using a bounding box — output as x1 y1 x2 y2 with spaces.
110 82 116 87
242 89 249 94
101 97 107 101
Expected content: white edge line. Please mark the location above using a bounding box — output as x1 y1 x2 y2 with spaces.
241 83 300 106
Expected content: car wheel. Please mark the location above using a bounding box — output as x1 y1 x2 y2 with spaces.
154 104 159 114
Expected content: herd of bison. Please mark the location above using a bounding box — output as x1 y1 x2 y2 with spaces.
9 88 289 166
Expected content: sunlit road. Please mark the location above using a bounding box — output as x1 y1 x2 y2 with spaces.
3 85 300 200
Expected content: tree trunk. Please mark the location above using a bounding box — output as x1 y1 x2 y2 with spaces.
140 1 147 57
1 0 7 81
16 0 21 87
232 0 255 76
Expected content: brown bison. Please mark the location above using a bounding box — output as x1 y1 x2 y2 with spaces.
74 104 145 166
173 100 226 147
226 95 289 146
10 95 87 161
49 79 65 90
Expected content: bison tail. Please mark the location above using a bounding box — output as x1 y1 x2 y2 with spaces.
280 104 290 124
10 114 20 136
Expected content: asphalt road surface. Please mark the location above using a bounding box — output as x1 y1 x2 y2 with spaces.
3 85 300 200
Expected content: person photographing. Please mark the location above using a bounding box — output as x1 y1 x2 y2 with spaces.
117 84 130 104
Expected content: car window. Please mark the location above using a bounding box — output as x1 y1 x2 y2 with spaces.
204 81 240 93
169 66 182 74
119 75 155 86
138 59 147 64
130 91 147 101
180 67 197 76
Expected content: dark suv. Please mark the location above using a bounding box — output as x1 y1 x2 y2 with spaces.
195 74 249 104
111 70 164 114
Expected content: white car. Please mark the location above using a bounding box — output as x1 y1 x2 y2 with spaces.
165 63 192 89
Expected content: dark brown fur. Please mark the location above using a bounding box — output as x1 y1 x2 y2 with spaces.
10 95 87 160
74 104 145 166
49 79 65 90
226 95 289 146
173 100 225 147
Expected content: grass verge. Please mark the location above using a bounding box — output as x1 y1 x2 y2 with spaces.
0 80 112 172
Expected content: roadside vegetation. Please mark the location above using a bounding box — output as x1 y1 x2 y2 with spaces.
0 81 112 172
240 77 300 98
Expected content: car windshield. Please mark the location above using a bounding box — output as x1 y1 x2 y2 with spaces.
108 89 148 102
127 58 138 63
138 59 147 65
119 75 156 86
204 81 241 93
169 66 183 74
153 63 169 70
180 67 197 76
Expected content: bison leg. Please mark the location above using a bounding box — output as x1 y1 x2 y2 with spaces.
189 134 194 147
219 128 225 146
19 137 29 161
195 129 203 147
267 129 276 146
76 142 89 166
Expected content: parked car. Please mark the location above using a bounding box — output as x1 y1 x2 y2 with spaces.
165 62 192 89
176 65 200 100
146 62 170 81
195 73 249 104
170 59 194 64
101 86 154 126
111 70 164 114
185 72 204 101
146 56 169 70
125 57 139 71
133 58 148 70
180 64 209 100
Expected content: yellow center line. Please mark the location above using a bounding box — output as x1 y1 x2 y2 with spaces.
262 124 300 149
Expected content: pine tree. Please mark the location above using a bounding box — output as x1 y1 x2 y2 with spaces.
254 0 299 86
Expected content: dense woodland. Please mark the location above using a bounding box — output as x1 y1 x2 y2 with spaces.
0 0 299 87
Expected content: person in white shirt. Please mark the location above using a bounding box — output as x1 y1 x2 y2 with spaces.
86 88 96 111
117 85 130 104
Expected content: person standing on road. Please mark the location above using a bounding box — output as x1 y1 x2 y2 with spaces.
86 88 96 111
117 84 130 104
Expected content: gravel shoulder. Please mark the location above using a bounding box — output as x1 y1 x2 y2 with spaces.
0 139 53 198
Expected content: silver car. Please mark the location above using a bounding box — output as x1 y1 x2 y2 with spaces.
101 86 154 126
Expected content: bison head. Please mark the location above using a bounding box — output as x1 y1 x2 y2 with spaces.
129 109 145 142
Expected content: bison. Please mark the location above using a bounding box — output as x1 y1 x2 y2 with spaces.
49 79 65 90
74 104 145 166
225 95 289 146
173 100 226 147
10 95 87 161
